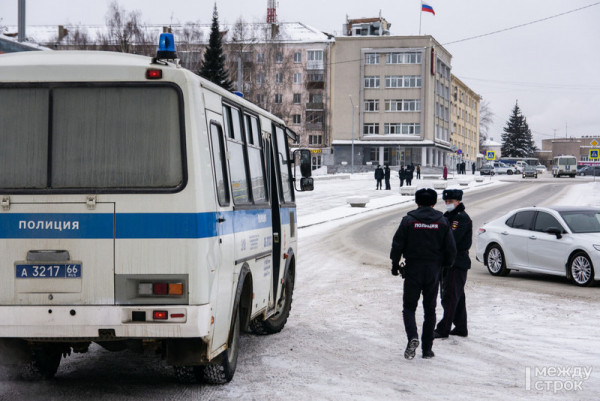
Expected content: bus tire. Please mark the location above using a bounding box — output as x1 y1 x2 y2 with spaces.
27 344 63 379
250 266 295 335
195 307 240 384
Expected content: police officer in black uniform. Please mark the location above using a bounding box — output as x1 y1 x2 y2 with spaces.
435 189 472 338
390 188 457 360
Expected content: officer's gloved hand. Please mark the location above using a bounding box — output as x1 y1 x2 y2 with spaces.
391 260 401 276
399 261 406 278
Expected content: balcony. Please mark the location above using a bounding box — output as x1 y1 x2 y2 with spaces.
306 81 325 90
305 122 324 131
306 60 324 70
306 102 324 110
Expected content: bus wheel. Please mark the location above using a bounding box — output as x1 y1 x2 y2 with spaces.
250 267 295 335
195 307 240 384
28 344 63 379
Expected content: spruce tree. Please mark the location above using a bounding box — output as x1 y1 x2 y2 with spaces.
199 4 233 91
500 102 537 157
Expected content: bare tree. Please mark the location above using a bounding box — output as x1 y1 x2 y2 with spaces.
99 1 152 55
0 18 6 34
65 26 91 49
479 99 494 148
177 22 205 72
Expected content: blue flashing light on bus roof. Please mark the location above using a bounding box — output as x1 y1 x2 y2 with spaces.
156 32 177 60
233 91 244 98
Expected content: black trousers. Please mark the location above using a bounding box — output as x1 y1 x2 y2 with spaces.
376 179 383 189
402 265 440 352
385 178 391 190
436 267 468 335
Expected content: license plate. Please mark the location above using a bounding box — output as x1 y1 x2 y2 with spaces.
16 263 82 279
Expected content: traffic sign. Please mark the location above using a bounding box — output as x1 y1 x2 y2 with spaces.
591 140 599 147
590 149 599 160
485 151 495 160
457 149 463 155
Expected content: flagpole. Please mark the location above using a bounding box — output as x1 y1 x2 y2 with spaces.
419 4 422 35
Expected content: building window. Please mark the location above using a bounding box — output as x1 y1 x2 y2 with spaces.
293 93 301 104
257 53 265 63
293 72 302 84
292 114 301 124
309 93 323 104
306 111 323 124
386 52 422 64
385 99 421 112
364 76 380 88
364 99 379 112
385 75 422 88
256 73 265 84
274 94 283 104
256 94 265 104
365 53 379 64
309 135 322 145
294 52 302 63
307 50 324 70
275 52 283 63
363 123 379 135
275 72 283 84
384 123 420 135
308 73 324 82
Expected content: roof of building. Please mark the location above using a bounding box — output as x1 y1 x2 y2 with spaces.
0 33 51 53
5 22 334 46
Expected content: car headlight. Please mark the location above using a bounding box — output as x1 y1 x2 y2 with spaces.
594 244 600 252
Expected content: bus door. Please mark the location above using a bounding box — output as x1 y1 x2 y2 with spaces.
268 124 295 304
206 109 235 354
265 136 282 304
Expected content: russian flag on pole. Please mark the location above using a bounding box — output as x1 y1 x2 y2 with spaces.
421 2 435 15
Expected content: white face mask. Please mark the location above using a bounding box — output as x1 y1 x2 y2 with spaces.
444 203 456 212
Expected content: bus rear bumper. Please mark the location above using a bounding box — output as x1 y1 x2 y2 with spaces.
0 305 212 339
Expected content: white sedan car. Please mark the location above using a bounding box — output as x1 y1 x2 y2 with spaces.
476 206 600 286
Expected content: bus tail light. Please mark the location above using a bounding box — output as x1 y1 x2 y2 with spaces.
153 310 168 320
146 69 162 79
137 282 185 296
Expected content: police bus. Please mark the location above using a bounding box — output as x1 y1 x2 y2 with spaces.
0 34 313 382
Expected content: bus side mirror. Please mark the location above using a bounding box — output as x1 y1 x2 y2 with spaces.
293 149 314 192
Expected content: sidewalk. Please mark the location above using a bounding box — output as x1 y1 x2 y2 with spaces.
295 172 501 228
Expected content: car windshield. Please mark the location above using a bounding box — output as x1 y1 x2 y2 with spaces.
559 211 600 233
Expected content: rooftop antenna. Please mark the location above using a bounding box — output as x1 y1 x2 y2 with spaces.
267 0 277 24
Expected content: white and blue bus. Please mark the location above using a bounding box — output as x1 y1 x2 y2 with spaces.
0 36 313 382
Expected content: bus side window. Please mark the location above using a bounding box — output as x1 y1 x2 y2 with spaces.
209 123 230 206
245 114 268 203
223 104 250 204
274 125 293 204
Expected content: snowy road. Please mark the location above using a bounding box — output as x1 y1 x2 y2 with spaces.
1 175 599 400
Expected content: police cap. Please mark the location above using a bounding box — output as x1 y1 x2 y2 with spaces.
442 189 463 201
415 188 437 206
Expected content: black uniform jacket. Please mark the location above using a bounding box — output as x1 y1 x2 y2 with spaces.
443 202 472 270
390 207 457 268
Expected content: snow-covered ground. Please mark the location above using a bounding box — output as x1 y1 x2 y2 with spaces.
1 173 599 400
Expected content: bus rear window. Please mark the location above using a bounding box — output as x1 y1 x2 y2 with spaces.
0 85 184 191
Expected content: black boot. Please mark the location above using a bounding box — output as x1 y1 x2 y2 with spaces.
404 338 419 360
422 349 435 359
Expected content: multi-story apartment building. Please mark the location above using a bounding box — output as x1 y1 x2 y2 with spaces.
330 25 453 171
450 74 480 169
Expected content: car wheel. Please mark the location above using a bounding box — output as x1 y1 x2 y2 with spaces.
507 170 513 175
485 244 510 276
569 252 595 287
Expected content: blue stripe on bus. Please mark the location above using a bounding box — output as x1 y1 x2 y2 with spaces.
0 209 275 239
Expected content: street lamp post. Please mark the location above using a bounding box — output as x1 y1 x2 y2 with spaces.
349 95 356 174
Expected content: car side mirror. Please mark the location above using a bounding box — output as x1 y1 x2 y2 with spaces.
545 227 562 239
300 177 314 191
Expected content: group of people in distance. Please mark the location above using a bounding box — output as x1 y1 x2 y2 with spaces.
375 164 421 190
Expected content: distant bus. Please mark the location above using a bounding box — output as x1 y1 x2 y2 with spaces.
0 39 313 382
552 156 577 178
498 157 538 166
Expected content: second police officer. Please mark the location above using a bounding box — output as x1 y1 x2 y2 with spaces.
435 189 472 339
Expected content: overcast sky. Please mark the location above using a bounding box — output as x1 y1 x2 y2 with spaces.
2 0 600 146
